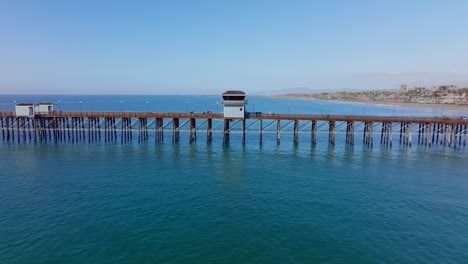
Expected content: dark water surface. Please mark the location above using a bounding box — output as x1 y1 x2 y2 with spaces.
1 95 468 263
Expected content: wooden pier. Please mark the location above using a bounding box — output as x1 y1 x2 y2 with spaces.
0 111 467 148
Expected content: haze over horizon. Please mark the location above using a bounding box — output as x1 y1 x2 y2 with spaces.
1 0 468 95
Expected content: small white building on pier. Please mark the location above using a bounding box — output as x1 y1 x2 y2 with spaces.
15 103 35 117
35 103 54 114
222 90 247 119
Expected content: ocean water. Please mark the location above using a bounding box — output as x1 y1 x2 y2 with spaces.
1 95 468 263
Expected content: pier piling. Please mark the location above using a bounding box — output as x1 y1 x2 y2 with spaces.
223 119 230 144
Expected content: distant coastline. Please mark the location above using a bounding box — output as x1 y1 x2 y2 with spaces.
269 94 468 111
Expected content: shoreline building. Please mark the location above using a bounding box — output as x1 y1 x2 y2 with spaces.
221 90 247 119
400 84 408 93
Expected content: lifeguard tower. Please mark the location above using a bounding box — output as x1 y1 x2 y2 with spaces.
221 90 247 119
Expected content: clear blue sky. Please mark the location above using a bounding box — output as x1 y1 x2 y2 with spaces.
1 0 468 94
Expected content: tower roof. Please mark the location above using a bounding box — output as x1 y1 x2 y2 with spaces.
222 90 246 96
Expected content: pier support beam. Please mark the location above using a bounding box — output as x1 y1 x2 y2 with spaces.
328 121 336 145
418 123 422 145
380 122 392 146
155 118 163 142
223 119 230 144
311 120 317 145
276 120 281 145
449 125 455 148
363 122 373 147
1 117 4 141
189 118 196 143
293 120 299 144
81 117 86 141
121 117 132 143
138 118 148 143
105 118 110 142
16 117 20 143
442 124 448 146
406 123 412 147
464 124 467 147
346 121 354 145
87 118 91 143
400 122 412 147
206 118 212 143
388 122 393 146
426 123 432 146
259 119 263 144
172 118 180 143
242 119 246 144
399 122 403 145
97 117 101 141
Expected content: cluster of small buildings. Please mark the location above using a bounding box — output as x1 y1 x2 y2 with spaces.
314 86 467 105
399 84 458 93
14 103 54 117
399 84 467 104
13 91 249 119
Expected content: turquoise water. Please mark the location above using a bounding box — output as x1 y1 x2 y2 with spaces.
1 95 468 263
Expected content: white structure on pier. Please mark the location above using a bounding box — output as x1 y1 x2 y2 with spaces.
222 90 247 119
15 103 35 117
15 102 54 117
35 103 54 114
